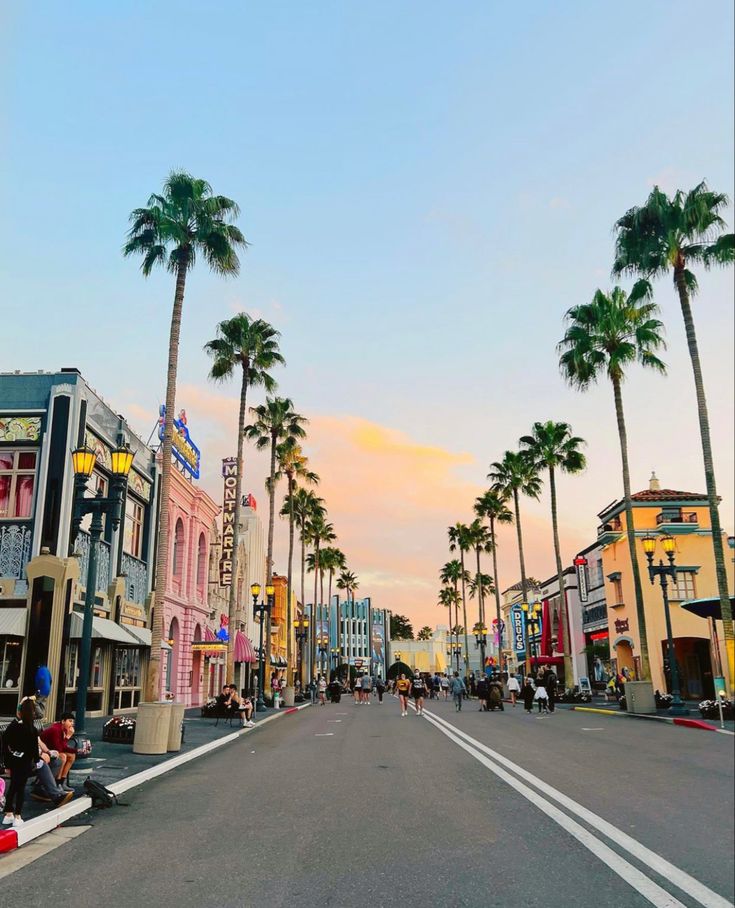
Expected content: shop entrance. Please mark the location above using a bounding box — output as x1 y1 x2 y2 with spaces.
22 576 55 697
661 637 713 700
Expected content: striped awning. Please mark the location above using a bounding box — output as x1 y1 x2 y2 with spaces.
0 608 28 637
234 631 256 664
204 626 218 642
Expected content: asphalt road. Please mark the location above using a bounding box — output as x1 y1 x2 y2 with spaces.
6 696 734 908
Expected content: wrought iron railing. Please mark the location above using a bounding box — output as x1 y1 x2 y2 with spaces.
0 523 32 579
120 551 149 604
656 511 697 525
74 529 111 592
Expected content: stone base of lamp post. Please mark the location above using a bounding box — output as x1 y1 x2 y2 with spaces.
283 685 295 707
133 701 173 754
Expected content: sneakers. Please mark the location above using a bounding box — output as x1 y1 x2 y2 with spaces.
13 817 24 827
2 814 14 826
58 781 74 793
53 791 74 808
244 720 255 728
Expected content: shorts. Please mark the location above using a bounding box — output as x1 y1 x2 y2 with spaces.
412 691 424 699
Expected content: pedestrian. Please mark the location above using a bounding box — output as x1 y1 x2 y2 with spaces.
507 672 521 707
396 673 411 717
410 671 427 716
521 676 535 713
362 673 372 705
534 678 549 714
318 675 327 705
544 668 558 713
476 675 488 711
440 674 450 700
2 699 50 827
376 677 385 704
449 671 466 711
469 672 476 698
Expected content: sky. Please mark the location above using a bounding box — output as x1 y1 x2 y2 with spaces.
1 2 734 631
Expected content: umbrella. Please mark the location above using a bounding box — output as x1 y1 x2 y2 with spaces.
680 596 735 621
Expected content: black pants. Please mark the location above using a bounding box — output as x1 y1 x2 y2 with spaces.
6 766 31 815
377 689 384 702
547 691 555 712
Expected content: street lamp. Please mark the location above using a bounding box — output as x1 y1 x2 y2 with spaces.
474 625 488 675
71 441 133 737
331 646 340 679
294 617 309 689
446 641 462 672
642 533 689 716
316 633 329 679
252 582 275 710
521 602 541 674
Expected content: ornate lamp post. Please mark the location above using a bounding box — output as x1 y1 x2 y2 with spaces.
521 601 542 675
642 533 689 716
251 582 275 710
474 624 488 674
330 646 340 679
294 617 309 689
70 441 133 736
316 633 329 679
446 641 462 672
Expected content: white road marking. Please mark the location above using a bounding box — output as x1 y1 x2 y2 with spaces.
423 708 731 908
0 826 90 879
327 720 342 723
582 727 605 731
314 733 334 737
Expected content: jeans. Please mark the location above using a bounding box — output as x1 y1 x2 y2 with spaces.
454 694 462 711
33 759 63 800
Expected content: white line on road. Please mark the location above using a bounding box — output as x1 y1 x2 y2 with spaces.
423 708 732 908
314 733 334 736
582 727 605 731
327 720 342 723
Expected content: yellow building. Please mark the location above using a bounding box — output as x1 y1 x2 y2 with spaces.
598 473 734 698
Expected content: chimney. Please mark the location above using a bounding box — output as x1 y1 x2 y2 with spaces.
649 471 660 492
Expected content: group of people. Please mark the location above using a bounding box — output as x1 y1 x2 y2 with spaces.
507 667 559 714
2 700 77 828
216 684 255 727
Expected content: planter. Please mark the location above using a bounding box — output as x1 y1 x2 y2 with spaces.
133 701 172 755
102 717 136 744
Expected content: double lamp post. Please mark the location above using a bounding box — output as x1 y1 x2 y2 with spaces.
250 582 274 710
294 616 310 688
521 600 541 675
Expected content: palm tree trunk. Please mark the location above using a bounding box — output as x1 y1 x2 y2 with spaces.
145 258 187 703
311 542 320 680
549 466 574 686
225 357 249 685
286 474 295 685
611 375 650 680
453 579 460 672
459 551 470 676
513 488 531 674
264 434 278 675
675 270 734 690
475 546 485 670
490 516 504 668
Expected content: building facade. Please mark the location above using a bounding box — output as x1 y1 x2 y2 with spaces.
309 596 391 680
574 540 611 689
0 369 157 719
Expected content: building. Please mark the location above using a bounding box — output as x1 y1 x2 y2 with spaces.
499 579 542 677
573 540 610 689
0 369 157 718
390 626 449 675
597 473 734 698
309 596 391 680
536 567 586 686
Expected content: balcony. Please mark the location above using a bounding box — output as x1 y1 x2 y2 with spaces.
0 522 32 580
74 529 111 594
597 517 623 545
120 551 149 605
656 511 698 528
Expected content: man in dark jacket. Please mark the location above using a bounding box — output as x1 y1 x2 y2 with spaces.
543 668 558 713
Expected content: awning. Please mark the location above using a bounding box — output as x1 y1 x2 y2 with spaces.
0 608 28 637
529 655 563 666
69 613 139 645
234 631 256 664
681 596 734 621
123 625 152 647
204 626 218 642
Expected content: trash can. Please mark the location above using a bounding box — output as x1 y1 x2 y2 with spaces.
167 702 186 752
133 701 172 755
624 681 655 714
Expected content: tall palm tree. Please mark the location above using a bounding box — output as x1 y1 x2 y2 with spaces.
558 281 666 680
204 316 284 681
438 586 457 631
277 442 319 688
613 183 735 682
468 573 494 604
287 487 324 619
124 172 247 701
474 490 513 663
440 558 470 672
305 512 335 678
337 570 359 680
320 547 346 616
488 451 542 675
520 421 587 684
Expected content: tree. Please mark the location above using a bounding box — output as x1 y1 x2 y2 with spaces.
320 547 346 616
613 182 735 685
438 586 458 628
488 450 542 672
305 512 335 675
468 572 494 602
448 522 474 674
124 171 247 701
417 626 433 640
204 316 283 681
390 614 414 640
520 421 586 684
285 487 324 622
558 280 666 680
440 560 469 661
277 442 319 686
466 518 493 650
474 489 513 662
336 569 359 607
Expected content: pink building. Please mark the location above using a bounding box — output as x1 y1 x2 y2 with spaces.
160 463 220 706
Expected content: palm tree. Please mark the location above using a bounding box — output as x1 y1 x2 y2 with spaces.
438 587 457 631
336 569 358 679
124 172 247 701
417 626 433 641
286 487 324 619
468 572 494 603
520 421 586 684
320 547 346 616
488 450 542 674
305 512 335 677
474 489 513 663
277 442 319 688
613 183 735 680
203 315 284 681
466 518 493 644
441 557 470 672
558 281 666 680
448 522 474 674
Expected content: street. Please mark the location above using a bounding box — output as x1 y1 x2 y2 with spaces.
6 698 734 908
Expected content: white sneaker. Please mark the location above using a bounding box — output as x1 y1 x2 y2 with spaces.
2 815 13 826
245 721 255 728
13 817 24 827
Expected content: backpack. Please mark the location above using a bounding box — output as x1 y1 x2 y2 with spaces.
83 777 127 809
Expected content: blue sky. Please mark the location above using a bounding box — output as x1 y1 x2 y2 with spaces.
2 2 733 622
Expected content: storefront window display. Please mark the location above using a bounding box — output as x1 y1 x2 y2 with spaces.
113 646 141 710
64 641 106 712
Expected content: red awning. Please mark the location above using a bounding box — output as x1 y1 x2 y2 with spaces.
531 655 564 666
234 630 257 664
204 626 217 642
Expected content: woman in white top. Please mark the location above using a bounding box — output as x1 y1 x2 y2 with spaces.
507 673 521 707
318 676 327 705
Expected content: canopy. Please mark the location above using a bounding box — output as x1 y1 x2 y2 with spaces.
69 613 139 645
234 631 256 664
123 625 152 647
204 626 218 642
680 596 734 621
0 608 28 637
529 655 563 666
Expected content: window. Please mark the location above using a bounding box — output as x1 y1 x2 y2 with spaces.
0 450 37 519
65 642 105 689
612 577 623 605
0 636 23 688
596 560 604 587
114 647 141 688
196 533 207 590
670 571 696 601
172 519 185 576
124 498 144 559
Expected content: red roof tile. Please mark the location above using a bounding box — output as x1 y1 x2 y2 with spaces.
630 489 706 502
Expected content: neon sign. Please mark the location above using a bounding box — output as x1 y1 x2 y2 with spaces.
220 457 238 586
158 406 201 479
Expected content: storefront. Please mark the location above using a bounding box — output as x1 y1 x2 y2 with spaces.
0 607 26 716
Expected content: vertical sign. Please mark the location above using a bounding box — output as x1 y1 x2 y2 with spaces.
371 613 385 671
510 605 526 653
220 457 238 586
574 555 589 603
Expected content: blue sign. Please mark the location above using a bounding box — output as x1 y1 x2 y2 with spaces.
158 406 201 479
510 605 526 653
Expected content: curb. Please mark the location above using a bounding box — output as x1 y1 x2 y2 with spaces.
0 702 310 854
571 705 734 735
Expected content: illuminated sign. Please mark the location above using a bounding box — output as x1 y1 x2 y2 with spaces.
159 406 201 479
219 457 238 587
574 555 589 603
510 605 526 653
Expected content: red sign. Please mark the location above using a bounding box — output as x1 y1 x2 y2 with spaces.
614 618 629 634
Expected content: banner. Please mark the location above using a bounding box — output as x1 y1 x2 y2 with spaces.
575 555 589 603
219 457 238 586
510 605 526 654
371 616 385 667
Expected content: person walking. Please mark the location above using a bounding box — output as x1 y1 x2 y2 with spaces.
440 674 450 700
476 674 488 711
318 676 327 705
361 673 372 705
376 677 385 704
410 671 427 716
353 673 362 705
449 671 466 711
521 676 535 714
543 668 558 713
396 673 411 717
534 677 549 714
507 672 521 707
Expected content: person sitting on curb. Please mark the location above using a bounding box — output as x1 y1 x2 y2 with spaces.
40 711 77 792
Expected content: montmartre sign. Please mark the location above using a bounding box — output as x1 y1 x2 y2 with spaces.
220 457 238 587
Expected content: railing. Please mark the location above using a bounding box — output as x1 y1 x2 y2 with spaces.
74 529 111 592
597 518 623 539
0 523 32 579
582 603 607 627
120 551 149 604
656 511 697 526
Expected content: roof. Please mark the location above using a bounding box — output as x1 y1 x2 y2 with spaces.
502 579 541 595
630 488 706 502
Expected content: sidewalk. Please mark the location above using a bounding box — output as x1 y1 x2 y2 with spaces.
1 702 302 849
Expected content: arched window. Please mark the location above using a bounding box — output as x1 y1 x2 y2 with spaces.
196 533 207 591
173 519 185 576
